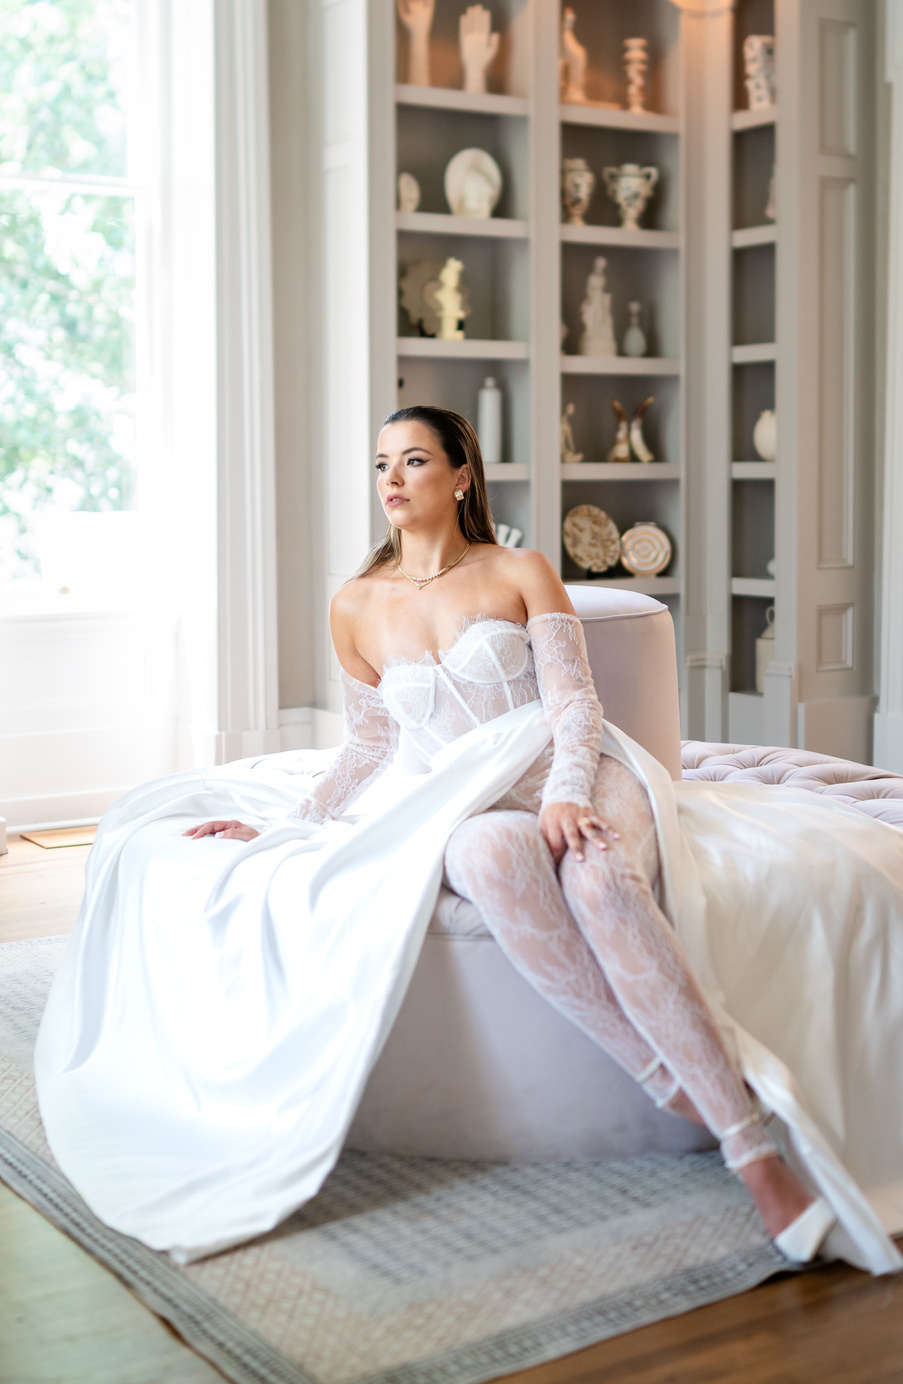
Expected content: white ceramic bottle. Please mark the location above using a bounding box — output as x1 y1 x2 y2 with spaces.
478 376 503 463
622 301 647 357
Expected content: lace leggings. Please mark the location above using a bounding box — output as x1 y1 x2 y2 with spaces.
443 755 774 1171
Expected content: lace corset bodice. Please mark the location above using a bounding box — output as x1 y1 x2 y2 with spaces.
380 617 538 752
291 612 605 824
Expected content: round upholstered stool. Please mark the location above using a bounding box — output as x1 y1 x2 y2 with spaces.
347 588 716 1163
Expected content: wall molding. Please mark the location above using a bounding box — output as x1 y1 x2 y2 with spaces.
214 0 280 760
875 0 903 771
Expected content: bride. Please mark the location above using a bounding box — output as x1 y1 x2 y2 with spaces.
35 406 903 1272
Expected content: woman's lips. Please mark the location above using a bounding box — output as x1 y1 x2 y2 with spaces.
385 496 407 507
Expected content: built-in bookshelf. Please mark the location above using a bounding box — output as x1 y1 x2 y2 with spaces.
315 0 878 754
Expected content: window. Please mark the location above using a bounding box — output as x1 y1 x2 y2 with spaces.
0 0 139 610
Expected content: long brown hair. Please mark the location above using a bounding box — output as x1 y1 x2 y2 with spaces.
355 405 498 579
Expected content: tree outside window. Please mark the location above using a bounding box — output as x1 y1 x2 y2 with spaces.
0 0 137 596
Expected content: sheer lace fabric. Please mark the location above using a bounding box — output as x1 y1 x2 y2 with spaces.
290 668 398 825
295 613 775 1169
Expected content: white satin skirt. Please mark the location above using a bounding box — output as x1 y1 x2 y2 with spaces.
34 707 903 1273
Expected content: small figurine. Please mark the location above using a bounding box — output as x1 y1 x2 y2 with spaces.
424 257 468 340
560 7 588 104
607 401 631 462
459 4 499 96
560 402 583 464
630 397 655 462
397 0 435 87
579 256 617 357
397 172 421 213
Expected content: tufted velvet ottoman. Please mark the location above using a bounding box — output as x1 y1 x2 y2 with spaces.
681 743 903 831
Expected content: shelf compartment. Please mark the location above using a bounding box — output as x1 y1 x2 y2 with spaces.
395 84 528 118
732 461 776 480
732 342 776 364
731 105 777 131
561 224 678 250
728 691 765 745
732 577 775 597
570 576 681 595
562 355 679 375
397 211 528 239
559 104 679 134
398 338 528 360
562 463 680 480
485 464 528 481
732 224 776 248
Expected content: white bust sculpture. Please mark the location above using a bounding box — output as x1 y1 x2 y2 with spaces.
426 257 468 340
459 165 495 218
560 7 587 104
579 256 617 357
459 4 499 96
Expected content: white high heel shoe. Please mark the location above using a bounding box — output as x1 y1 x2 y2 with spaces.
773 1198 836 1264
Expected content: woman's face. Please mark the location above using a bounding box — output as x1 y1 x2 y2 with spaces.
375 420 468 531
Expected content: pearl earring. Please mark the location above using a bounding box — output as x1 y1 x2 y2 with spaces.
454 488 465 501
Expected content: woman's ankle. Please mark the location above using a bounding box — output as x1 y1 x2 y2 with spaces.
739 1155 815 1238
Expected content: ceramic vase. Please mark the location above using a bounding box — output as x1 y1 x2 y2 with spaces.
753 409 776 462
743 35 776 110
562 158 595 226
603 163 659 231
755 605 776 694
477 376 502 464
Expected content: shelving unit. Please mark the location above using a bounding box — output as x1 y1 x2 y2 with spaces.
314 0 878 755
727 0 778 742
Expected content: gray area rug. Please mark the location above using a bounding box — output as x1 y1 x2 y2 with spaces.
0 936 786 1384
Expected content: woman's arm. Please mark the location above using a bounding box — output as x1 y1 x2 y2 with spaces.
186 584 397 841
504 551 616 863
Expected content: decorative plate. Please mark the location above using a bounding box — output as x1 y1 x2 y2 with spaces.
562 505 621 574
620 522 672 576
444 148 503 218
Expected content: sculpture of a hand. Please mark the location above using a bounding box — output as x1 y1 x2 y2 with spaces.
459 4 500 95
397 0 434 87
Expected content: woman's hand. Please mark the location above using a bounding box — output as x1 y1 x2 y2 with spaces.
182 820 260 842
539 802 618 864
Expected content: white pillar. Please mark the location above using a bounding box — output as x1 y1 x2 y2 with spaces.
671 0 735 741
875 0 903 772
163 0 280 766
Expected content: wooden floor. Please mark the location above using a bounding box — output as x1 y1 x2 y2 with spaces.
1 834 902 1384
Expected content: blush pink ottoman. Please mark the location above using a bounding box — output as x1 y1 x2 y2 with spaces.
681 743 903 831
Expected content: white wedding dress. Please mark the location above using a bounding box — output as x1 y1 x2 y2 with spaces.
35 615 903 1272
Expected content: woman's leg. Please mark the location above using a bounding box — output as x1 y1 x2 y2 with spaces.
444 810 681 1108
558 757 813 1234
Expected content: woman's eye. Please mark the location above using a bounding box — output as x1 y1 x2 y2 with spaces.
375 462 387 471
407 456 427 466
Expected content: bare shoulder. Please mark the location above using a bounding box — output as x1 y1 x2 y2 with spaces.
484 547 576 619
329 574 384 684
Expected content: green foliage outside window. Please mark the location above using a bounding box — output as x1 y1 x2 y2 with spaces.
0 0 134 582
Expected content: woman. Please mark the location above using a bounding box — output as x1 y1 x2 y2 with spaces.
36 408 903 1271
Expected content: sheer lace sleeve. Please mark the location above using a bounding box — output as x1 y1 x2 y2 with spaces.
527 611 604 811
290 669 398 824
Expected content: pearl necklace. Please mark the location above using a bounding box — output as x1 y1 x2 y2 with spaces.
397 543 472 590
